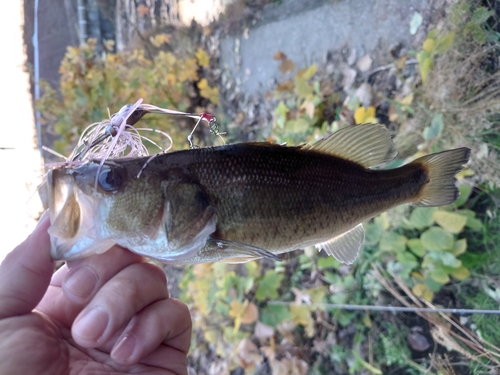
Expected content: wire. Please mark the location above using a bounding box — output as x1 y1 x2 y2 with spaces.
267 301 500 315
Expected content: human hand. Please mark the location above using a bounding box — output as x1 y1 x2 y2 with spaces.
0 213 192 375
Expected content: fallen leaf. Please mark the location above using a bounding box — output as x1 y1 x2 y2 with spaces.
279 59 295 74
354 82 373 107
151 34 170 48
342 67 357 91
195 48 210 68
274 51 287 60
407 331 431 351
234 338 262 369
409 12 423 35
354 106 377 124
255 321 275 340
241 301 259 324
356 54 373 72
137 4 149 16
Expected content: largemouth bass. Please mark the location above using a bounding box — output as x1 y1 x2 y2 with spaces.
47 124 470 265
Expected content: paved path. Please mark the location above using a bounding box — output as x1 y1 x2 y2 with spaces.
220 0 429 94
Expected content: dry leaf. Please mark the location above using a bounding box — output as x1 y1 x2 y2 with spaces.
279 59 295 74
356 54 373 72
137 4 149 17
274 51 287 60
241 301 259 324
255 321 275 340
354 82 373 108
342 67 357 91
234 338 262 369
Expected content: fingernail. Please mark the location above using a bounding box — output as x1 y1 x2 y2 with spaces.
73 306 109 342
111 335 137 363
64 266 98 301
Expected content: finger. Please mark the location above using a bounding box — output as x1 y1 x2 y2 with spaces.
62 246 144 305
36 246 145 327
72 262 169 348
111 298 192 365
0 213 53 319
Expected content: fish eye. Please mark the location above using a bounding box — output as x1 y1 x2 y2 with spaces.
98 167 125 192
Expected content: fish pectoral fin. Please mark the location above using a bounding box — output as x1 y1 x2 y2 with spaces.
207 238 281 263
302 123 397 168
315 223 365 265
163 180 217 254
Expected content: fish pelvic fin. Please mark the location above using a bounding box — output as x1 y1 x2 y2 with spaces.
315 223 365 265
304 123 398 168
411 147 471 207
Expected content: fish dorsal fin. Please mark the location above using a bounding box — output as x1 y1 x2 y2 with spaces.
304 123 398 168
315 223 365 265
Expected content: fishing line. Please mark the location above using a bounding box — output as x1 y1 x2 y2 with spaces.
267 301 500 315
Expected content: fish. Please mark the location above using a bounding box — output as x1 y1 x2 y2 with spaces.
47 123 471 265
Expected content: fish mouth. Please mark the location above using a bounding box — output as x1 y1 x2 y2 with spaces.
47 168 112 260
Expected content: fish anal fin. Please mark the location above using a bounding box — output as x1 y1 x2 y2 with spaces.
315 223 365 265
211 238 281 263
304 123 397 168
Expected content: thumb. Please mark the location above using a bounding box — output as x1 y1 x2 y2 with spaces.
0 212 54 319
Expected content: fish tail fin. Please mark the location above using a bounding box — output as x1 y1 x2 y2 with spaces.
412 147 471 207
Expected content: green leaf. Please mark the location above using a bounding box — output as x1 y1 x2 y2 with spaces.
439 252 462 268
289 117 310 133
433 211 467 233
430 268 450 284
255 271 284 301
420 227 454 250
453 185 472 207
260 305 293 327
364 222 383 245
465 216 483 230
274 101 289 128
380 232 407 252
452 238 467 256
434 32 455 54
410 207 437 229
424 273 444 292
407 238 426 257
470 7 494 25
294 76 313 99
423 113 444 140
317 256 340 270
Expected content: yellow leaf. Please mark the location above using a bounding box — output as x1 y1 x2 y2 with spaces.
449 266 470 280
152 33 170 48
197 78 208 90
412 283 433 301
229 300 249 332
433 211 467 234
400 92 414 105
290 305 314 337
456 168 475 180
419 55 433 83
296 63 317 80
178 58 198 82
195 48 210 68
354 106 377 124
422 38 435 53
